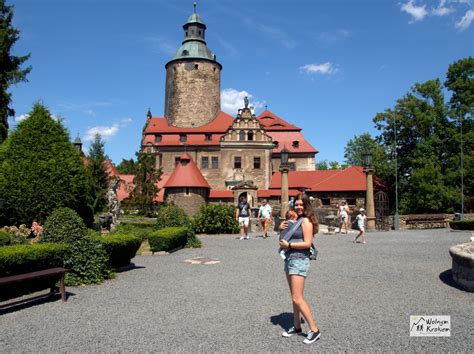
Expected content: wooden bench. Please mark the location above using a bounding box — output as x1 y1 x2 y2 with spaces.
0 267 68 306
406 215 448 229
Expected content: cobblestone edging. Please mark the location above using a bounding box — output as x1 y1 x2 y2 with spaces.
449 242 474 292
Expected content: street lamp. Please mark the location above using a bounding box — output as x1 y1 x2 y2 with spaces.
363 149 376 231
280 147 290 218
393 118 400 230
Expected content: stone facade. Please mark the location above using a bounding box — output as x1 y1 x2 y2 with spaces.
165 60 221 128
165 187 208 216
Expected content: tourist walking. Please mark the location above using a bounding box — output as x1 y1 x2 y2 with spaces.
279 193 321 344
257 199 272 238
236 195 251 240
337 200 350 234
353 208 367 244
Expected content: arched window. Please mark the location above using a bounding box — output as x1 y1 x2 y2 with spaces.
248 132 254 141
239 131 245 141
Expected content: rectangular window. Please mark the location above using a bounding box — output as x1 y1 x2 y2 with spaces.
179 134 187 142
234 156 241 169
254 157 261 169
185 187 190 196
321 198 331 206
211 156 219 169
289 162 296 171
174 157 180 167
201 156 209 169
205 133 212 141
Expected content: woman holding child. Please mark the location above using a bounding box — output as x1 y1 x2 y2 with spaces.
279 193 320 345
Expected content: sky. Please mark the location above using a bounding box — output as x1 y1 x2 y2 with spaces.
8 0 474 166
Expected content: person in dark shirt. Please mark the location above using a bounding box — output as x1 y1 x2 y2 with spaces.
236 196 251 240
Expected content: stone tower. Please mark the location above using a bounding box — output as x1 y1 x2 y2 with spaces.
164 3 222 128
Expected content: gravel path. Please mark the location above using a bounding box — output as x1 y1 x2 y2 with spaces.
1 229 472 352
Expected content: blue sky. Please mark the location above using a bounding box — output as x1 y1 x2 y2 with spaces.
8 0 474 165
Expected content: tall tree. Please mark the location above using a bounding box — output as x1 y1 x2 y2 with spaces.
0 0 31 143
116 158 138 174
373 79 458 213
128 151 162 216
0 103 93 226
445 57 474 212
87 134 110 213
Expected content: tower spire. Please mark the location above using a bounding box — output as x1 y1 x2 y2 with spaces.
193 2 197 13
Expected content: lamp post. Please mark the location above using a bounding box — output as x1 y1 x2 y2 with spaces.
280 147 290 219
363 150 376 231
460 116 464 221
393 119 400 230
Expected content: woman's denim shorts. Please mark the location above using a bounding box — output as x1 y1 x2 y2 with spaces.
284 258 310 277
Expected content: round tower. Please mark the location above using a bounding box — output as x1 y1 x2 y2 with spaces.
164 3 222 128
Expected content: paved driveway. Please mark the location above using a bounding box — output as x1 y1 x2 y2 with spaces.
1 229 472 352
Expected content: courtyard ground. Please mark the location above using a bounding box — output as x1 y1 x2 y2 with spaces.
1 228 472 352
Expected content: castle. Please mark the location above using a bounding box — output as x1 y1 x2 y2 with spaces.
119 5 378 216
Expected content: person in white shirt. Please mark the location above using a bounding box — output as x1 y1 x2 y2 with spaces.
337 200 350 234
257 199 272 239
353 208 367 244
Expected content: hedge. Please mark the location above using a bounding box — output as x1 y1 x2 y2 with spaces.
0 243 69 277
450 219 474 230
0 243 69 301
112 223 155 241
94 234 141 268
148 227 188 252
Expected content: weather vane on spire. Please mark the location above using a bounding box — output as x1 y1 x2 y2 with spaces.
193 2 197 13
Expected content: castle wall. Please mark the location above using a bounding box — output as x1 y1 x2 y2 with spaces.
165 60 221 127
165 187 207 216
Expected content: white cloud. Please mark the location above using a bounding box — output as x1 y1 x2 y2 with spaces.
299 62 338 75
83 109 96 116
15 114 29 123
456 9 474 30
142 35 176 55
401 1 428 21
84 118 133 141
432 0 454 16
221 89 264 116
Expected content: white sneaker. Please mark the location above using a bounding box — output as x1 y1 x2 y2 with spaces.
239 236 244 240
245 235 250 240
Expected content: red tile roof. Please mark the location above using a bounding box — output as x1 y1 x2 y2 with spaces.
208 190 234 199
164 153 210 189
116 174 170 203
257 189 301 197
269 166 385 192
266 131 317 154
257 110 301 131
142 133 220 147
144 111 234 134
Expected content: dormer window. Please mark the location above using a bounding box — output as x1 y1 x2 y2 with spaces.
273 141 279 148
179 134 187 142
182 50 189 56
155 134 162 143
205 133 212 141
292 140 299 148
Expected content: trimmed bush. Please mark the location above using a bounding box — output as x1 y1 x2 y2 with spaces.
148 227 188 252
193 204 239 234
185 228 202 248
0 243 70 301
94 234 141 268
112 223 155 241
0 243 69 277
0 230 11 246
450 219 474 230
156 204 191 230
41 207 88 244
64 237 112 286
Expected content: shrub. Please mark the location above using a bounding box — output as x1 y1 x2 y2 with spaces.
0 243 70 301
2 225 30 244
148 227 188 252
0 243 69 277
0 229 11 246
0 103 93 227
193 204 239 234
64 237 112 286
450 219 474 230
185 228 202 248
156 204 191 230
41 207 87 244
94 234 141 268
112 223 155 241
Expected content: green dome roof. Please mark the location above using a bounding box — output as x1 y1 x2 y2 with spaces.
187 12 204 25
171 41 215 61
